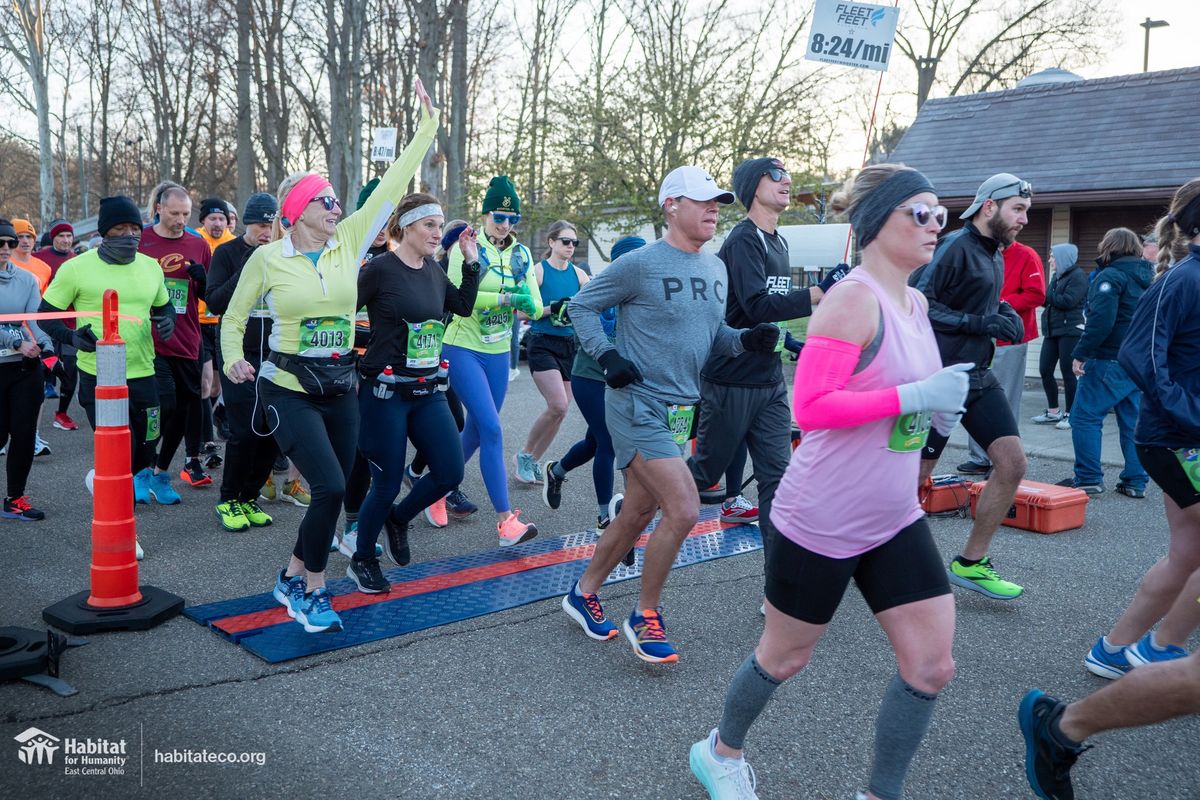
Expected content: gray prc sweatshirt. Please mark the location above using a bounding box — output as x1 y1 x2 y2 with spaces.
0 264 52 364
569 238 744 405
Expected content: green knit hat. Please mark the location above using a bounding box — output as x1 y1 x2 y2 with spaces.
481 175 520 214
357 177 380 210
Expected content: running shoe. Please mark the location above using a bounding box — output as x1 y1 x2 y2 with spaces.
956 460 991 476
44 382 58 399
180 459 213 487
1055 415 1072 431
239 499 272 527
1054 477 1104 495
295 588 342 633
213 405 231 441
542 460 565 510
561 583 618 640
509 366 520 382
337 522 384 559
689 728 758 800
513 452 538 485
281 479 311 507
85 469 95 495
497 510 537 547
597 513 612 530
1 495 45 521
699 483 726 504
202 441 220 457
1031 409 1063 424
52 411 78 431
215 500 250 532
259 479 277 502
34 435 51 456
382 514 411 566
135 537 144 561
347 556 390 594
133 468 151 504
624 608 678 663
445 488 477 518
532 460 545 484
948 556 1023 599
1018 689 1089 800
424 497 448 528
1083 636 1134 680
403 463 421 491
1125 632 1188 668
204 452 223 469
272 569 307 619
1115 482 1146 499
149 472 182 505
720 495 759 524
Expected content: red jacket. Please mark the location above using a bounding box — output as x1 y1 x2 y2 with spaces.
998 240 1046 345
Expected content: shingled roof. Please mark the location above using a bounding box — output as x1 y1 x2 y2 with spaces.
888 67 1200 204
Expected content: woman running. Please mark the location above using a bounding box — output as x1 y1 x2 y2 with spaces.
346 194 481 593
689 164 970 800
221 80 438 634
513 220 589 485
442 176 542 546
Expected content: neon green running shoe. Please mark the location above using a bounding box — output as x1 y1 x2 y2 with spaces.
239 500 273 528
215 500 250 532
948 556 1023 600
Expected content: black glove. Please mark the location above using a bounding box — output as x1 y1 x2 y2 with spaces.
818 263 850 294
598 350 643 389
153 313 175 341
73 324 99 353
549 298 568 315
783 331 804 355
186 261 207 284
740 322 780 353
997 301 1025 342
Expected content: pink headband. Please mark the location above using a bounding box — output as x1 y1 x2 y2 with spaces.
280 174 333 227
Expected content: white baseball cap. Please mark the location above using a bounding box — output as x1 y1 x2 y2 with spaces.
658 166 735 207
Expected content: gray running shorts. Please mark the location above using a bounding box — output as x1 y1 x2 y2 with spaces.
605 388 689 469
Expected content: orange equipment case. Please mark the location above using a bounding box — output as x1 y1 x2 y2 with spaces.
968 479 1089 533
919 476 973 514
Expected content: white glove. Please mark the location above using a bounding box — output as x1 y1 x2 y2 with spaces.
931 410 962 437
896 363 973 415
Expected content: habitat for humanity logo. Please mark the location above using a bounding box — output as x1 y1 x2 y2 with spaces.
13 726 129 776
15 728 60 765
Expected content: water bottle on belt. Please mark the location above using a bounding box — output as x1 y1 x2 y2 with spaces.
373 365 396 399
436 359 449 392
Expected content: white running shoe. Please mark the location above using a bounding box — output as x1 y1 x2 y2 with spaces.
689 728 758 799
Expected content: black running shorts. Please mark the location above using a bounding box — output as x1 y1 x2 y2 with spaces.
923 367 1019 460
526 332 576 380
1138 445 1200 509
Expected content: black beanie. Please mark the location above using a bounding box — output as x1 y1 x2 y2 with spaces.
243 192 278 225
733 157 784 210
0 218 16 243
198 197 230 222
97 196 143 236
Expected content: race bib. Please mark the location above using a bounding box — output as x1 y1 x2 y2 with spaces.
1175 448 1200 493
298 316 352 353
250 300 271 319
164 277 189 315
888 411 932 453
0 325 20 357
406 320 445 369
667 404 695 447
355 306 370 325
145 406 161 443
480 308 513 344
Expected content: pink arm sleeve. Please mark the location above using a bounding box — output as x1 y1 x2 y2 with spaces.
793 335 901 430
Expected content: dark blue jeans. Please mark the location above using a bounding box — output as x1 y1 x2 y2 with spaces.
356 384 464 559
1070 358 1147 489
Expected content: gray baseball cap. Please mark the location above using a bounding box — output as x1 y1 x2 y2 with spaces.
961 173 1032 219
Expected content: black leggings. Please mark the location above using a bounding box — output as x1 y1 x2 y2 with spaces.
218 365 280 503
155 355 203 469
260 381 358 573
55 353 78 414
78 373 162 477
0 362 44 498
1039 334 1080 413
410 384 464 474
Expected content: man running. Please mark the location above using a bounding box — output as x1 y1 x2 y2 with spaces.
196 197 234 465
912 173 1030 600
563 165 781 663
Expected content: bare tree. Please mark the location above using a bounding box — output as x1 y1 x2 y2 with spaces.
1 0 57 222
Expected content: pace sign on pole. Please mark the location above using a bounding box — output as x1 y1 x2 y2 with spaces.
805 1 899 72
370 128 398 162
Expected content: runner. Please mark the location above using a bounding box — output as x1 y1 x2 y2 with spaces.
442 175 541 545
563 165 781 663
688 164 968 800
35 219 79 430
541 236 645 528
0 218 52 521
140 181 213 501
40 195 177 558
220 79 438 633
690 157 846 535
34 219 75 273
1081 178 1200 681
347 194 481 592
197 197 236 251
912 172 1031 600
9 219 54 457
514 220 589 484
196 197 235 465
205 192 279 532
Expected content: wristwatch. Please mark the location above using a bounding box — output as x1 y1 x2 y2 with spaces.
463 260 481 275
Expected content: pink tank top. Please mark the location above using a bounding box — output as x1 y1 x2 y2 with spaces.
769 269 942 558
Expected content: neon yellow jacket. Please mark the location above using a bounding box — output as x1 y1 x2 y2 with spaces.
444 235 542 354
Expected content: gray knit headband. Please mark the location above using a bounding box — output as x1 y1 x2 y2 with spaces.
850 170 936 249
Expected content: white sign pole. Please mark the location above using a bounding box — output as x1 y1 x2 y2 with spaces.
805 0 900 72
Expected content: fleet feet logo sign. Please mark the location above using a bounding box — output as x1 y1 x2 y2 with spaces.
805 0 900 72
15 728 61 765
14 727 129 775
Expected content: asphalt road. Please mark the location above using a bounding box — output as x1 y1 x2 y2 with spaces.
1 373 1197 799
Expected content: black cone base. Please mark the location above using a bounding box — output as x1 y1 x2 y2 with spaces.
43 585 184 635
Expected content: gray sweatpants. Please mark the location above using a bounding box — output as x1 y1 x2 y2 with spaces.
967 342 1026 466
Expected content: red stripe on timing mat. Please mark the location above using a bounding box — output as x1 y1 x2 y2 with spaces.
213 518 722 635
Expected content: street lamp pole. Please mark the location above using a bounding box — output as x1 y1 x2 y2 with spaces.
1140 17 1169 73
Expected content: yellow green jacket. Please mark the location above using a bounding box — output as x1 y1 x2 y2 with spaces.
444 235 542 354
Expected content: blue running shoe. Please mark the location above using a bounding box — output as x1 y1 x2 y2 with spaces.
1125 632 1188 668
623 608 678 663
148 471 182 505
689 728 758 800
295 588 342 633
1018 689 1090 800
272 569 306 619
1083 636 1133 680
562 583 618 641
445 488 477 519
133 468 152 505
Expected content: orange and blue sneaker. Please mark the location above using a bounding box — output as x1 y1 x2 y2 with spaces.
624 607 678 663
561 582 618 641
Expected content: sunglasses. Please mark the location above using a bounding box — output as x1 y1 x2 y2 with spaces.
895 203 948 230
308 196 342 211
555 237 579 247
0 239 14 249
764 167 790 182
491 212 521 226
988 180 1033 201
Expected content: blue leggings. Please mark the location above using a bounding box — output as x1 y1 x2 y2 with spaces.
355 386 464 558
559 375 615 505
445 344 511 512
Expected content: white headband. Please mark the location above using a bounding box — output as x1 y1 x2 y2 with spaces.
396 203 444 229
